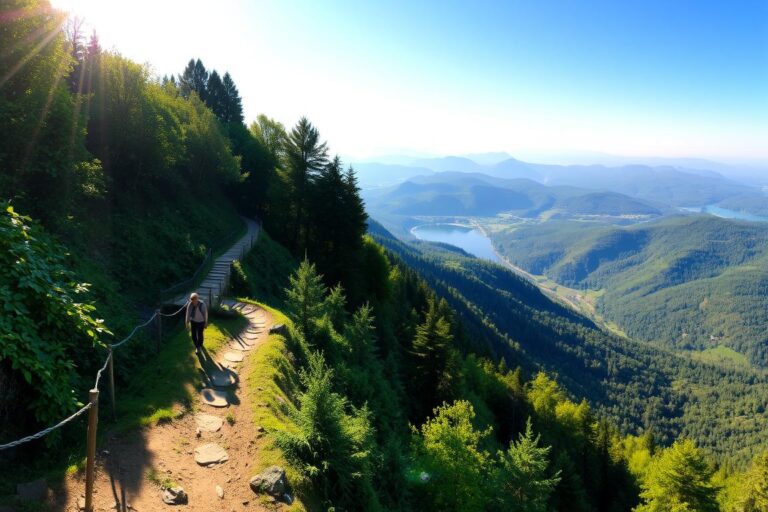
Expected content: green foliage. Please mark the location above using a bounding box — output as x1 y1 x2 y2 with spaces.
0 204 108 437
240 231 298 306
635 439 719 512
229 259 249 296
728 451 768 512
275 351 380 510
493 418 561 512
411 400 492 511
493 216 768 365
284 259 327 339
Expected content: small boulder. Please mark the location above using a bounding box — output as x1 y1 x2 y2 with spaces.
249 466 288 498
162 486 188 505
269 324 288 336
216 485 224 499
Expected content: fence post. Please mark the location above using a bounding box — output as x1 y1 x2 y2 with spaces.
208 288 213 309
155 309 161 354
108 349 116 421
84 389 99 512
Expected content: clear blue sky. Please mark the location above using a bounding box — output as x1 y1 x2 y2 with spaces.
53 0 768 161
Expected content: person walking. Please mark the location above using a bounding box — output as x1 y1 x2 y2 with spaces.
185 292 208 354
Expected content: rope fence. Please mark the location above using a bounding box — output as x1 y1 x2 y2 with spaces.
0 216 259 512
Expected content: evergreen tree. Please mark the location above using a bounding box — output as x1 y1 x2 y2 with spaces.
179 58 208 100
222 72 244 124
283 117 328 251
635 439 719 512
493 418 561 512
410 298 454 417
205 69 226 120
285 258 327 339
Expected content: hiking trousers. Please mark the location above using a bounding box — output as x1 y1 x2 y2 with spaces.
190 321 205 348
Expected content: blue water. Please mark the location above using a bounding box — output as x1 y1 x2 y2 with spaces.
412 224 501 263
680 205 768 223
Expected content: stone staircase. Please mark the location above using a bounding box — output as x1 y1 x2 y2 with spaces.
170 218 260 307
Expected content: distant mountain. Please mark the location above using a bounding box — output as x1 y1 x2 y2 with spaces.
365 171 664 218
355 154 760 207
491 215 768 365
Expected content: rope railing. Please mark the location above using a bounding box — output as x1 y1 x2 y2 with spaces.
0 217 261 512
0 308 161 452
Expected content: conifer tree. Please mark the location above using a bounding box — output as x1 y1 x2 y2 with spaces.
410 298 454 415
205 69 226 120
285 258 327 339
283 117 328 251
179 58 208 100
493 418 561 512
222 72 244 124
635 439 719 512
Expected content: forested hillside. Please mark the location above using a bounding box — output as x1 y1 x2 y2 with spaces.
3 1 768 511
492 216 768 365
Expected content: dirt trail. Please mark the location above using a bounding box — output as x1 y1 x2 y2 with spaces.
54 303 273 512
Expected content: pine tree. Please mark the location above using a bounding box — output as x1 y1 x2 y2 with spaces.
635 439 719 512
283 117 328 251
410 298 454 415
222 72 244 124
206 69 226 120
179 58 208 100
493 418 561 512
285 258 327 339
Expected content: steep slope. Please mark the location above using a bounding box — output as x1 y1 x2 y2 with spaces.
369 220 768 464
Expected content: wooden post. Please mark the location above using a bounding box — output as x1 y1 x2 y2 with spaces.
155 309 161 354
84 389 99 512
108 349 116 421
208 288 213 309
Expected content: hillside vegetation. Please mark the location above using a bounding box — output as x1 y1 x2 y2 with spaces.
4 2 768 510
492 215 768 365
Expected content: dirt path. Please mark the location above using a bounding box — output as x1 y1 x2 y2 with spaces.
54 303 273 512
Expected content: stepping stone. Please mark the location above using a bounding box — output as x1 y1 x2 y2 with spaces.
240 306 257 315
229 342 253 352
194 443 229 466
200 388 229 407
244 332 260 340
195 414 224 432
224 351 244 363
210 369 237 387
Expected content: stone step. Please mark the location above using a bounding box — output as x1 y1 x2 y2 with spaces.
194 443 229 466
200 388 228 407
195 413 223 432
224 351 244 363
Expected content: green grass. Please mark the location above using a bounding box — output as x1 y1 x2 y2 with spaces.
146 468 177 490
113 313 248 431
692 345 750 367
240 300 310 511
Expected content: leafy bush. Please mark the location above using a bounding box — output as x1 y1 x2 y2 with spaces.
229 259 249 296
0 204 108 439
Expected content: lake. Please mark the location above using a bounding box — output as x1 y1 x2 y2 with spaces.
411 224 502 263
680 205 768 223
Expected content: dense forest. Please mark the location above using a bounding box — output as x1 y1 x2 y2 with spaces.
491 216 768 365
2 1 768 510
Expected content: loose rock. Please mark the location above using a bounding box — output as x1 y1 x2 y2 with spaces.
161 486 188 505
194 443 229 466
249 466 288 497
216 485 224 499
269 324 288 336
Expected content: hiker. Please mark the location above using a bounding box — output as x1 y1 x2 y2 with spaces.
185 292 208 354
